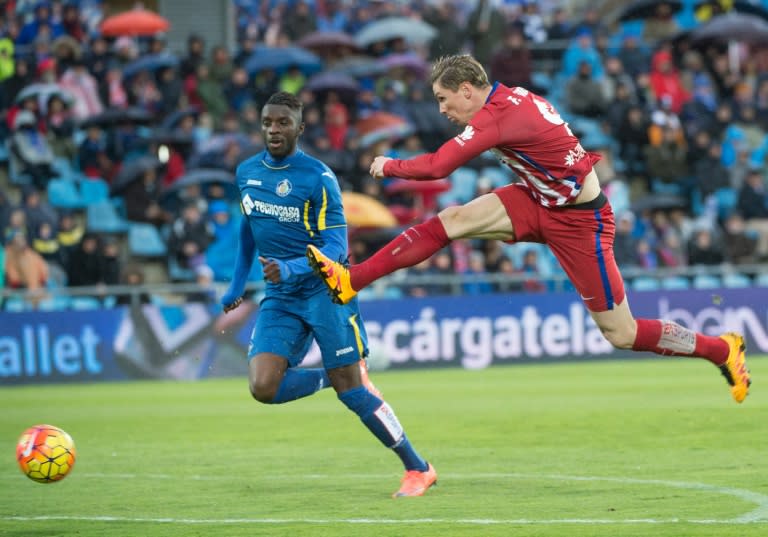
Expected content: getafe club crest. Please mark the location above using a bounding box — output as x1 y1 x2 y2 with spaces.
276 178 292 197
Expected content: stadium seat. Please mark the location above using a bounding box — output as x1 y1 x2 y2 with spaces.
47 178 86 210
86 200 130 234
168 256 196 282
445 167 478 205
480 166 511 188
70 296 103 310
51 157 75 178
660 276 690 290
722 273 752 288
632 277 660 291
692 274 722 289
713 188 738 220
128 222 168 257
79 178 110 205
755 273 768 287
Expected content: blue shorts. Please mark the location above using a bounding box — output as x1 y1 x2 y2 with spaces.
248 290 368 370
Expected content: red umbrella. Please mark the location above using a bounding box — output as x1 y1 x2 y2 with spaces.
355 112 414 148
100 9 170 37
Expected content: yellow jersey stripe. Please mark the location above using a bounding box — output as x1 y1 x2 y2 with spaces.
303 200 313 237
348 314 364 358
318 187 328 230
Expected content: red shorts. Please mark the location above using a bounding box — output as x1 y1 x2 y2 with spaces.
493 183 625 312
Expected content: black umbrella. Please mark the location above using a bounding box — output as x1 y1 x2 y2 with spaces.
79 107 155 129
615 0 683 22
690 12 768 43
160 107 199 130
146 128 196 146
630 194 688 212
159 168 238 210
110 155 163 195
298 31 360 52
306 71 360 95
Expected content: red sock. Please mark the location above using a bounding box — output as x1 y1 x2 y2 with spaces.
632 319 729 365
350 216 450 291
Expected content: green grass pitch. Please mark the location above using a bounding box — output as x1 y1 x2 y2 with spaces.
0 357 766 537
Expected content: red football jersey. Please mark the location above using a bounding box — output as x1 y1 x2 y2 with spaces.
384 83 601 207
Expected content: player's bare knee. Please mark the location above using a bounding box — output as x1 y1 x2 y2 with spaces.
438 205 464 228
249 378 278 403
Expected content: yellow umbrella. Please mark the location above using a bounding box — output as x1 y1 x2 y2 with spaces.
342 191 397 228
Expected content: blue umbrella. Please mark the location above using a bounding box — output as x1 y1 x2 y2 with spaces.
355 17 437 47
244 46 322 75
306 71 360 94
327 55 387 78
123 52 179 78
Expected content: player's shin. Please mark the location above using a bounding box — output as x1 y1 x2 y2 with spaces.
338 386 428 472
270 368 331 404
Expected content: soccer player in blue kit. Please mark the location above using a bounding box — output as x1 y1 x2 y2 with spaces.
220 92 437 497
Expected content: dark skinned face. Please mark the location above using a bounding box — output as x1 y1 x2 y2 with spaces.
261 104 304 159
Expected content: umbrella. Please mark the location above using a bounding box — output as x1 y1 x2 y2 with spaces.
14 83 74 111
298 31 360 52
379 52 429 76
244 46 322 75
614 0 683 22
160 168 238 210
160 107 200 130
630 194 688 212
146 128 195 146
355 112 414 148
78 107 154 129
306 71 360 94
689 12 768 43
123 52 179 78
355 17 437 47
100 9 170 37
326 55 388 78
341 191 398 228
110 155 163 195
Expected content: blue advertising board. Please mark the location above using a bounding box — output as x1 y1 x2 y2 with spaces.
1 288 766 385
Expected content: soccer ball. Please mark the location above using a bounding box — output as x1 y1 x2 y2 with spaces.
16 424 76 483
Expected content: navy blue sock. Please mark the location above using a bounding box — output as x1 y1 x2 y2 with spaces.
271 368 330 404
338 386 428 472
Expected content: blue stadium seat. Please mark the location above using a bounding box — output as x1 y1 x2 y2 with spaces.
714 188 738 220
86 200 130 234
722 273 752 288
755 273 768 287
692 274 722 289
632 277 660 291
79 178 110 205
70 296 102 310
128 222 168 257
480 166 511 188
47 178 85 209
660 276 691 290
445 167 479 205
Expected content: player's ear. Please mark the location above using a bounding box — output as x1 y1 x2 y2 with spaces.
461 82 471 99
297 121 305 135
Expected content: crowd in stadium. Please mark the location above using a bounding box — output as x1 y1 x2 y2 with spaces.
2 0 768 308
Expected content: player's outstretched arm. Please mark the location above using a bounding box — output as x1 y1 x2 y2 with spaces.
221 218 256 313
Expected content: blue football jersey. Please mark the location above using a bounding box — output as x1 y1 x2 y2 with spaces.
235 148 347 297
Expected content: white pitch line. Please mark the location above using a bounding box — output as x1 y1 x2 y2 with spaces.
3 472 767 525
0 515 762 525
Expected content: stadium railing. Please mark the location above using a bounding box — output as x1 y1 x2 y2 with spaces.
1 263 766 311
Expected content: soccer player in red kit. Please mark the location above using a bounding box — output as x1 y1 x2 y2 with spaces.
307 54 750 403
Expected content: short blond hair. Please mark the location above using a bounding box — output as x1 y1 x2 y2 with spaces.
430 55 490 91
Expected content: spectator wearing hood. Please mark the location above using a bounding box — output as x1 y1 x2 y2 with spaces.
4 230 49 304
16 1 64 46
9 110 56 189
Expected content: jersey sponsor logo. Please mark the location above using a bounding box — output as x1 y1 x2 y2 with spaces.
241 193 300 222
453 125 475 146
564 143 586 167
335 346 354 356
276 178 292 197
246 179 262 186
